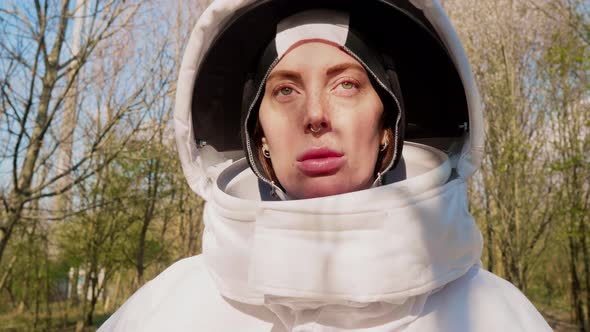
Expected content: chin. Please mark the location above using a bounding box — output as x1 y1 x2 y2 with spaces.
288 177 371 199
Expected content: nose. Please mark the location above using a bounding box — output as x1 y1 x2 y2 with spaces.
304 92 331 134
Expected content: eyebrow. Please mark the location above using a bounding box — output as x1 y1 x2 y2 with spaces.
267 70 302 84
325 62 366 77
266 62 367 84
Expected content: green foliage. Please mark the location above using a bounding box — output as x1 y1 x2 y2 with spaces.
448 0 590 328
0 0 586 330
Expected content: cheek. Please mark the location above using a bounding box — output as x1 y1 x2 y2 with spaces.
259 96 301 134
338 111 382 149
336 107 383 172
260 116 297 152
348 124 381 169
258 102 299 171
260 101 287 143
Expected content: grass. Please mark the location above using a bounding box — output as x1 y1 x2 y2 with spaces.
0 301 114 332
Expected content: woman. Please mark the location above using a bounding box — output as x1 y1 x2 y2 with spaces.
100 0 552 331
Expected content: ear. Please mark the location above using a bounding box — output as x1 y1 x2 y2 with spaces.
262 137 268 145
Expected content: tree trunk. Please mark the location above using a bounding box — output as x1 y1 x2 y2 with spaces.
569 236 586 331
70 266 80 305
485 192 494 272
85 267 99 327
44 246 52 331
0 256 17 291
136 159 160 284
136 223 148 285
580 218 590 331
0 200 25 266
76 263 92 331
56 0 86 216
1 57 60 265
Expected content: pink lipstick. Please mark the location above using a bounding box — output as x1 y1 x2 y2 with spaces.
296 147 345 176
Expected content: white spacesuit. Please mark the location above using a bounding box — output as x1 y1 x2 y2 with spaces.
99 0 552 331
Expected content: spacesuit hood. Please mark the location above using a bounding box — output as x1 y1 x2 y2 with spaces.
173 2 485 328
175 0 485 200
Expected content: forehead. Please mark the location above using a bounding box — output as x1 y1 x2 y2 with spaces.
271 42 364 73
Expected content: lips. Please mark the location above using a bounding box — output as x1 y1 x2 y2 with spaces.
296 147 345 176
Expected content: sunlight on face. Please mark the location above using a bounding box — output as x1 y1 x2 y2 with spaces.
259 42 385 199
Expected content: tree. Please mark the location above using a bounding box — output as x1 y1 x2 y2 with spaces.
447 0 556 291
446 0 590 328
0 0 150 268
541 1 590 328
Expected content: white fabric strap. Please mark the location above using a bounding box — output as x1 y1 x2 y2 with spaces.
276 10 350 57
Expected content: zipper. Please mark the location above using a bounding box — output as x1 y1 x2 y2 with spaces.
244 58 284 194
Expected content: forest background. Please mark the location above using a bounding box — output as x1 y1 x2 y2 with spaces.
0 0 588 331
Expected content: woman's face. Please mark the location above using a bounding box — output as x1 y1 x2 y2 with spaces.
259 42 385 199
